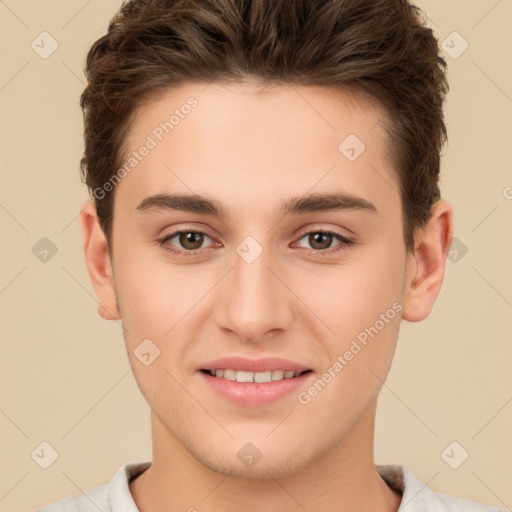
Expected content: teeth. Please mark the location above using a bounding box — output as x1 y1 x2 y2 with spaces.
209 369 303 382
222 369 236 381
271 369 284 381
236 370 255 383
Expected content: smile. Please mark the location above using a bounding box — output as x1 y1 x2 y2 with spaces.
202 368 311 382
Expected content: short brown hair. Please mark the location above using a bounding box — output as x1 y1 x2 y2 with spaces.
80 0 448 253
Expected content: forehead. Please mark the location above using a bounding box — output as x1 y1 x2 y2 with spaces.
116 81 399 220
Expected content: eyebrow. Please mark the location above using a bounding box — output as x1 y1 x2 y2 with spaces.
135 191 378 218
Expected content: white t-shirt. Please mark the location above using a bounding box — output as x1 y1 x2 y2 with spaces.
36 461 506 511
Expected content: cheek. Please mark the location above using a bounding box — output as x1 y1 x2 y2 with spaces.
298 244 405 377
299 245 404 325
114 251 203 332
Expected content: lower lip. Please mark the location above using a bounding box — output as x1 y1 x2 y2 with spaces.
199 370 314 407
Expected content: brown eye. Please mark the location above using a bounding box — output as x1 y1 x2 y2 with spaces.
308 232 334 250
160 230 213 254
293 229 354 256
298 231 338 251
178 231 205 250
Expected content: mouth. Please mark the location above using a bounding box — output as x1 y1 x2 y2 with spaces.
198 356 314 406
198 366 315 407
200 368 313 383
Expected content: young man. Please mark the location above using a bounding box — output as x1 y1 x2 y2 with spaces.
38 0 505 510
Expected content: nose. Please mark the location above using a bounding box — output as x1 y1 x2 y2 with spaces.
214 243 294 343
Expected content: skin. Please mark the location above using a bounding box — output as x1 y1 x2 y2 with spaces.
81 81 453 512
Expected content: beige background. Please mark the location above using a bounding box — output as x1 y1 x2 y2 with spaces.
0 1 511 510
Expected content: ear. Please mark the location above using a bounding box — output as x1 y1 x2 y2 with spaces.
402 199 453 322
80 199 120 321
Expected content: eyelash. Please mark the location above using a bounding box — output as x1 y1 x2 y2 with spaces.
157 227 354 258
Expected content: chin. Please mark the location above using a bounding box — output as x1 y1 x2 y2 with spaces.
193 446 313 480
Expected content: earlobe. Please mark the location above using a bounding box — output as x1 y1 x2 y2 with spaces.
80 199 120 321
402 199 453 322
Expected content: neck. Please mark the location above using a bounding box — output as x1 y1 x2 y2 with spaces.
130 401 402 512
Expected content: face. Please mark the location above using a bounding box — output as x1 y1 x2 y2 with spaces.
102 82 412 478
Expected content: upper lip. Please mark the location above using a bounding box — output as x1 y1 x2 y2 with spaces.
200 356 311 373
